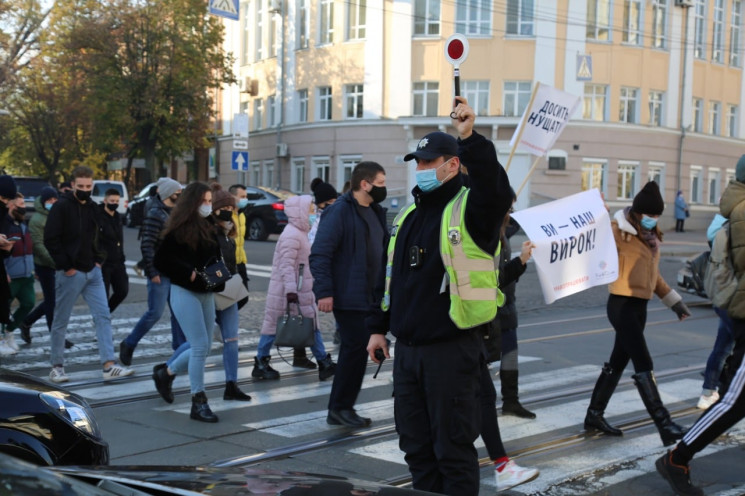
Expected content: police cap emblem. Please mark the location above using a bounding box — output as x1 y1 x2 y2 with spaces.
448 229 461 245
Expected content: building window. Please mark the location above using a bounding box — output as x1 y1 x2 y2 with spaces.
250 161 261 186
587 0 611 41
318 86 332 121
319 0 334 45
619 87 639 124
269 9 278 57
292 158 305 193
253 98 263 130
651 0 667 49
298 89 308 123
617 162 638 200
709 101 721 135
455 0 492 36
414 0 440 35
548 154 566 170
462 81 490 116
506 0 534 36
709 169 721 204
583 84 607 121
263 160 275 188
256 0 265 60
694 0 707 59
267 94 277 127
648 163 665 191
503 81 531 117
727 168 736 183
296 0 309 49
693 98 703 132
412 82 439 116
727 104 738 137
344 84 364 119
582 160 606 193
340 155 360 186
242 2 250 64
649 91 664 127
622 0 642 45
731 0 742 66
347 0 366 40
713 0 725 62
312 157 330 182
690 166 703 203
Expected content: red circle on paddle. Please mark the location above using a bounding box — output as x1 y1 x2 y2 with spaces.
447 40 464 60
444 34 469 66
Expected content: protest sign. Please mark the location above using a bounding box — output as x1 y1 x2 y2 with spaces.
510 189 618 304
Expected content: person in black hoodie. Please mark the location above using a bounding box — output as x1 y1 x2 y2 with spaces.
44 166 134 383
97 188 129 314
152 181 223 423
366 97 512 496
0 175 18 356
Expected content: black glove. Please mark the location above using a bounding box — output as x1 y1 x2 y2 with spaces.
286 292 299 303
671 301 691 320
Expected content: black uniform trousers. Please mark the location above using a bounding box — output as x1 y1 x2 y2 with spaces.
394 330 483 496
328 309 369 411
102 262 129 314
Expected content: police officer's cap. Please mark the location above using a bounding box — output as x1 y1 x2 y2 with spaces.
404 132 458 162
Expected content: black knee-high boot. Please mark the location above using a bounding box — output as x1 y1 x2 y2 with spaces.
632 371 687 446
585 362 624 436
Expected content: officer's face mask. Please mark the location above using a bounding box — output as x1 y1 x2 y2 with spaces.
640 215 658 230
416 159 453 193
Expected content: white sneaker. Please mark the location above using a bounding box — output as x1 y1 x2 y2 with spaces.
496 460 539 492
49 367 69 383
0 340 17 356
4 332 19 351
102 364 135 381
697 391 719 409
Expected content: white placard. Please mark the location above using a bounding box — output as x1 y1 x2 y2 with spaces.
510 189 618 304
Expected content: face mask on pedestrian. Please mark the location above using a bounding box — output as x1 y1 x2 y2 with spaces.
105 203 118 212
12 207 25 220
237 198 249 209
198 204 212 218
416 159 452 193
309 213 317 227
640 215 658 230
74 189 91 202
45 203 53 211
367 184 387 203
215 209 233 222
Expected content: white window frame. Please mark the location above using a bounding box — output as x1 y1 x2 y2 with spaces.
648 162 665 193
708 168 722 204
462 80 490 116
622 0 642 45
242 2 250 64
312 157 331 183
298 89 308 123
347 0 366 40
455 0 492 36
319 0 334 45
344 84 364 119
727 104 738 137
651 0 667 49
318 86 332 121
619 87 639 124
269 9 278 57
339 155 361 187
503 81 532 117
649 90 664 127
256 0 266 60
253 98 263 130
693 98 703 132
587 0 611 41
292 158 306 193
250 161 261 186
690 166 703 203
296 0 309 49
713 0 725 62
506 0 534 36
582 159 607 194
731 0 742 66
413 0 440 36
267 94 277 127
709 101 721 135
694 0 707 59
583 84 607 121
617 162 639 200
726 168 736 184
412 81 439 116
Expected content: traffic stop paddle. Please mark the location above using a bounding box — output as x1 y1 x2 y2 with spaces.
444 34 469 119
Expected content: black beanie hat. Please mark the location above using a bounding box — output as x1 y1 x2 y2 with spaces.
311 178 338 205
0 175 17 200
40 187 58 204
632 181 665 216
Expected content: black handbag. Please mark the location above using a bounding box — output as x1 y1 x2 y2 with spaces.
274 263 315 347
198 257 232 291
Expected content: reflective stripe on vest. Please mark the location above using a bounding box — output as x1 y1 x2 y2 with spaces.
382 187 503 330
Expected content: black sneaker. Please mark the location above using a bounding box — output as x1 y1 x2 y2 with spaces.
64 339 74 349
502 400 537 419
655 451 703 496
119 340 134 366
19 323 31 344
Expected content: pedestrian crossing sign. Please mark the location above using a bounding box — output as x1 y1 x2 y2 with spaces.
576 54 592 81
209 0 239 21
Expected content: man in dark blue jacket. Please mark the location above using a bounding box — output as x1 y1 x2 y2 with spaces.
366 98 512 495
310 161 388 428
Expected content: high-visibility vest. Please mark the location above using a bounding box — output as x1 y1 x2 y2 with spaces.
382 187 503 329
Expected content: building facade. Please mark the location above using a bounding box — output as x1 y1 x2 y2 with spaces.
214 0 745 230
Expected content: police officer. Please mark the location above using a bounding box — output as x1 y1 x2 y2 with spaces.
367 97 512 496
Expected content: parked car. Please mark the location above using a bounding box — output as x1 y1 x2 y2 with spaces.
0 368 109 466
0 452 436 495
13 176 52 215
124 181 158 228
91 180 129 215
243 185 289 241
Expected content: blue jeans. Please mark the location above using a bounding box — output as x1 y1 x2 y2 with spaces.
257 329 327 361
703 307 736 391
124 276 185 350
167 285 215 394
50 267 114 367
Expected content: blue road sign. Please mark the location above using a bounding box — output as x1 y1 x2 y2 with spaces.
209 0 239 21
232 151 249 171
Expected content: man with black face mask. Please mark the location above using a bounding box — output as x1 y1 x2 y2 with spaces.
97 188 129 314
44 166 134 383
310 161 388 428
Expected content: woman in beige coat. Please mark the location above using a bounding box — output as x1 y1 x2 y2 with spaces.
584 181 692 446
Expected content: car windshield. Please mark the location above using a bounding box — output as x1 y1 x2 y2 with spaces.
93 182 125 197
15 179 50 199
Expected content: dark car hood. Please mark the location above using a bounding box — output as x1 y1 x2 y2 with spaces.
53 465 436 495
0 368 67 395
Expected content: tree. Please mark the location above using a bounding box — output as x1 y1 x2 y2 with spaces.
0 0 50 94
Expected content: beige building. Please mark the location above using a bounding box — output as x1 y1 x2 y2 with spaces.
214 0 745 230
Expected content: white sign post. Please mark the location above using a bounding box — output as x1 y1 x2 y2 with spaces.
510 189 618 304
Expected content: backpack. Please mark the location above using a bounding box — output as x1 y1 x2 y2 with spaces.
704 221 738 309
